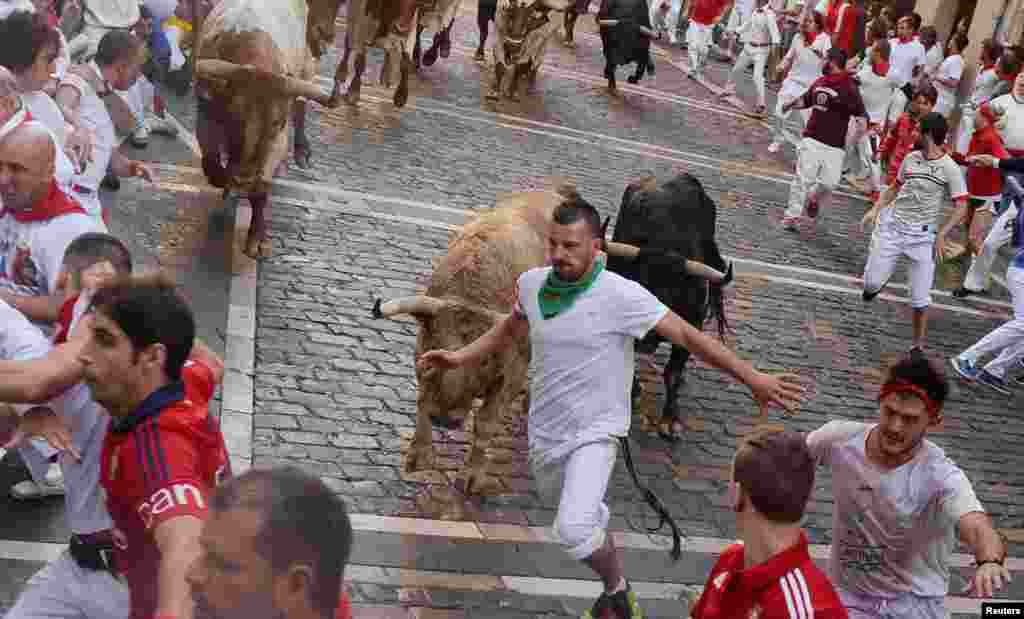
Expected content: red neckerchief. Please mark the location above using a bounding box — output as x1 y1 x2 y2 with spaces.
1 180 86 223
801 29 816 47
982 62 996 72
817 70 851 88
897 33 914 44
872 61 890 77
1005 72 1019 84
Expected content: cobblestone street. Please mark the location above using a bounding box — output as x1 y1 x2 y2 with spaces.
1 3 1023 617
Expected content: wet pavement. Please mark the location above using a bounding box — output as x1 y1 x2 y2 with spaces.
0 4 1022 617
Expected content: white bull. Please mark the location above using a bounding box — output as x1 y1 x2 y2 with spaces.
193 0 344 257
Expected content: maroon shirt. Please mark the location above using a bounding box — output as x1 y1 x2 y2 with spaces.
800 71 868 149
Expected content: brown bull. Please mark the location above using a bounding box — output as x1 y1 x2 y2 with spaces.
193 0 345 258
371 186 723 494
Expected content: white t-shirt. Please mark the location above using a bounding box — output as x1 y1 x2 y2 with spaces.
892 152 967 229
988 93 1024 152
517 267 668 465
0 298 113 535
807 421 984 598
738 6 781 45
60 64 117 192
0 210 100 297
889 38 927 88
782 32 831 94
922 45 943 81
969 67 1002 107
856 64 898 123
934 54 964 114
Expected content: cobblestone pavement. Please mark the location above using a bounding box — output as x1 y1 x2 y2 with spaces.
2 5 1023 617
234 4 1024 615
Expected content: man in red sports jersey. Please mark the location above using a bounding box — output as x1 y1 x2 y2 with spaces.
689 427 848 619
80 273 230 619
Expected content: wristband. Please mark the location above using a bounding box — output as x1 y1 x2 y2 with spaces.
975 558 1005 568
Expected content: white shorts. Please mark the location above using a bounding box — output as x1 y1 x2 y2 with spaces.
532 438 618 561
838 588 948 619
863 208 936 309
5 550 130 619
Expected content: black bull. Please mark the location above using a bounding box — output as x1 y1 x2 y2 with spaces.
605 173 731 440
597 0 655 89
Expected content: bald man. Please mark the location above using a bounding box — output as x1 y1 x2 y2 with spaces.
0 121 105 500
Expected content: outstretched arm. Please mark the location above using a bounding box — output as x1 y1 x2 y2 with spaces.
959 511 1010 598
418 310 529 370
653 311 803 414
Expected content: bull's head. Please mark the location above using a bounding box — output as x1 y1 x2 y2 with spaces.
194 58 340 190
498 0 547 63
372 297 513 430
306 0 346 58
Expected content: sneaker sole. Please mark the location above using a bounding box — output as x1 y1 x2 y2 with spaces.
979 379 1012 396
11 485 66 500
950 358 977 382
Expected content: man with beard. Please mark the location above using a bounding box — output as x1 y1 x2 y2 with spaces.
806 355 1009 617
781 47 868 230
81 273 230 619
860 112 967 356
417 193 804 619
186 467 354 619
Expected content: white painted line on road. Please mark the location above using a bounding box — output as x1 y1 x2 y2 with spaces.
150 166 1011 321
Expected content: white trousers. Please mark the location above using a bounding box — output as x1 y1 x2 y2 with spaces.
115 76 156 129
532 439 618 561
725 45 770 107
862 208 936 309
650 0 681 42
847 130 882 192
772 81 811 146
963 203 1017 292
959 265 1024 379
838 588 948 619
686 21 714 76
4 551 130 619
886 87 909 128
785 137 844 220
955 105 976 155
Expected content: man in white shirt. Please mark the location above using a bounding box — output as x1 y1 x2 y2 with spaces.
848 39 897 199
932 33 966 118
55 29 153 226
860 113 968 356
417 192 803 619
955 40 1007 155
723 0 753 61
806 355 1010 617
769 10 829 153
917 26 942 88
885 15 926 127
718 0 780 115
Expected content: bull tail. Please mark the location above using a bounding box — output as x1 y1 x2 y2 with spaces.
703 239 730 341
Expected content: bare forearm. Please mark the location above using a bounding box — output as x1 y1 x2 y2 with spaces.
105 94 140 134
0 292 62 323
940 203 970 236
156 548 199 619
660 314 758 385
962 514 1006 563
0 340 85 403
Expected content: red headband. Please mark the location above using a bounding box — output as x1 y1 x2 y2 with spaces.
878 379 941 418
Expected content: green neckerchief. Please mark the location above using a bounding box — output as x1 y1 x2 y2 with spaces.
538 255 605 320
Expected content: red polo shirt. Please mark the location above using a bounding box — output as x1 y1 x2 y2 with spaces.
100 359 229 619
690 533 848 619
689 0 728 25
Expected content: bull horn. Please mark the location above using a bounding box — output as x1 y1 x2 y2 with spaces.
638 26 658 38
194 59 338 106
372 296 447 319
598 18 619 25
603 241 727 282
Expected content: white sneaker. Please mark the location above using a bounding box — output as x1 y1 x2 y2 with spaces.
768 141 781 153
45 462 63 486
147 115 179 137
130 122 150 147
11 478 65 500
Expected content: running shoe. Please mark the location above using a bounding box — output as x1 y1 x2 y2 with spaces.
977 369 1012 395
908 346 926 361
582 583 644 619
952 286 985 299
781 216 800 232
950 356 980 382
806 197 820 219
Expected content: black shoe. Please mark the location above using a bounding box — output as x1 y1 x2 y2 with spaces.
101 173 120 191
908 346 926 361
862 288 881 302
582 583 643 619
952 286 984 299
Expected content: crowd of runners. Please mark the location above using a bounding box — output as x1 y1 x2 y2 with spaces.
0 0 1019 618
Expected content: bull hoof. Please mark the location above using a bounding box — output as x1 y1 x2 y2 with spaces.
244 229 272 260
627 74 640 84
485 88 500 101
465 472 504 496
423 45 439 66
294 144 312 170
404 444 437 472
394 87 409 108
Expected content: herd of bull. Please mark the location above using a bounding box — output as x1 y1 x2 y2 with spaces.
192 0 719 489
191 0 661 257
